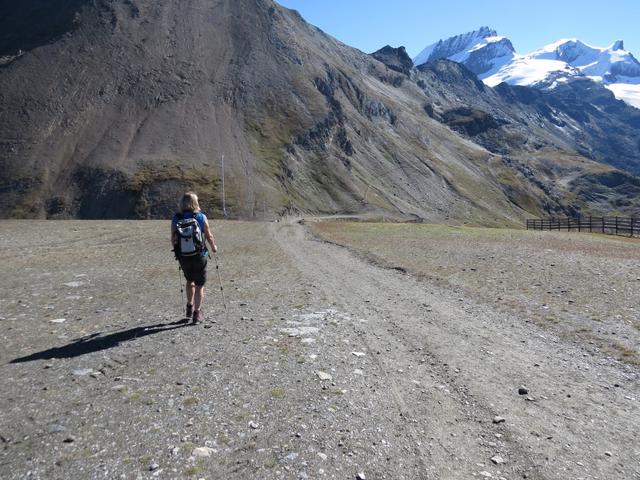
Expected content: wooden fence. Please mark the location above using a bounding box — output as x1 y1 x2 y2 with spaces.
526 216 640 238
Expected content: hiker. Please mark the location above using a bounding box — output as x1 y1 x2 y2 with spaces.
171 192 218 323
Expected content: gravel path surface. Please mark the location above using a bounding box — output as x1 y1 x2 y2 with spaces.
1 220 638 479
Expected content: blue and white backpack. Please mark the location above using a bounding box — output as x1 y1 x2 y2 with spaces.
175 213 205 257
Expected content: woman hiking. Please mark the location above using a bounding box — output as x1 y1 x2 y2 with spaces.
171 192 218 323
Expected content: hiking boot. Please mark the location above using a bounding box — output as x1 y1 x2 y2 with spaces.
185 304 193 318
192 309 203 324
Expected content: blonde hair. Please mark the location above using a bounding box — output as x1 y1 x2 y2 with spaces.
180 192 201 213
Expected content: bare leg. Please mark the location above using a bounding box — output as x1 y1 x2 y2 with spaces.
194 286 205 311
186 282 195 306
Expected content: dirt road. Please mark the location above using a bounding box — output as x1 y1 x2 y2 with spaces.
1 220 638 479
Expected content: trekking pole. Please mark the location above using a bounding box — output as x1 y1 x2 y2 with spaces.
213 252 229 322
177 265 185 317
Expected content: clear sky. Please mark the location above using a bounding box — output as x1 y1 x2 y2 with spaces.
275 0 640 58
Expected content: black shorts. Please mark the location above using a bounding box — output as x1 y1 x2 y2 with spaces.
179 255 208 286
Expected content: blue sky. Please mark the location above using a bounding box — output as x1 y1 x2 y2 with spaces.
276 0 640 58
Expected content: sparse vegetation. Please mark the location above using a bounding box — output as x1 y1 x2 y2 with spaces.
270 387 286 398
184 397 199 407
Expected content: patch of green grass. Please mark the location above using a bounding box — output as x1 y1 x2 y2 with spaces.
614 344 639 364
263 455 278 469
126 391 142 402
184 397 199 407
217 434 230 447
181 441 195 451
184 465 202 477
233 411 251 422
270 387 286 399
277 344 290 355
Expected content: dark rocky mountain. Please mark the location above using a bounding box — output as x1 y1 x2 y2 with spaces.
1 0 639 221
409 59 640 215
371 46 414 76
495 79 640 174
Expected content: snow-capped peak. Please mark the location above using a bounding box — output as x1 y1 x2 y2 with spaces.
414 27 496 66
517 38 640 83
414 29 640 109
611 40 624 51
413 27 515 77
529 39 600 65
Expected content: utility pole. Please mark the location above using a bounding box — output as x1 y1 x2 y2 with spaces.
364 184 371 203
221 154 227 218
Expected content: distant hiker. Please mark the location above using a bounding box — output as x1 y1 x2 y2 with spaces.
171 192 218 323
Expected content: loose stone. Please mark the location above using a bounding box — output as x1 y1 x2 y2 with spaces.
47 424 66 434
192 447 215 457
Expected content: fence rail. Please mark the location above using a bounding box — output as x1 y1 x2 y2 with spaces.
526 216 640 238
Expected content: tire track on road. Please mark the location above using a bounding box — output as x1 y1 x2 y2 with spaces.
272 221 506 480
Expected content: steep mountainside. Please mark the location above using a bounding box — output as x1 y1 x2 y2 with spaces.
410 59 640 214
1 0 639 221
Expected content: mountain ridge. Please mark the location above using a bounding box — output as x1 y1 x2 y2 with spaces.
414 28 640 109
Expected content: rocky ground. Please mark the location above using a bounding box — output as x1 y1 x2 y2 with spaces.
0 219 638 479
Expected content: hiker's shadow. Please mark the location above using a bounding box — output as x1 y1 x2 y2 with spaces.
10 319 191 363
